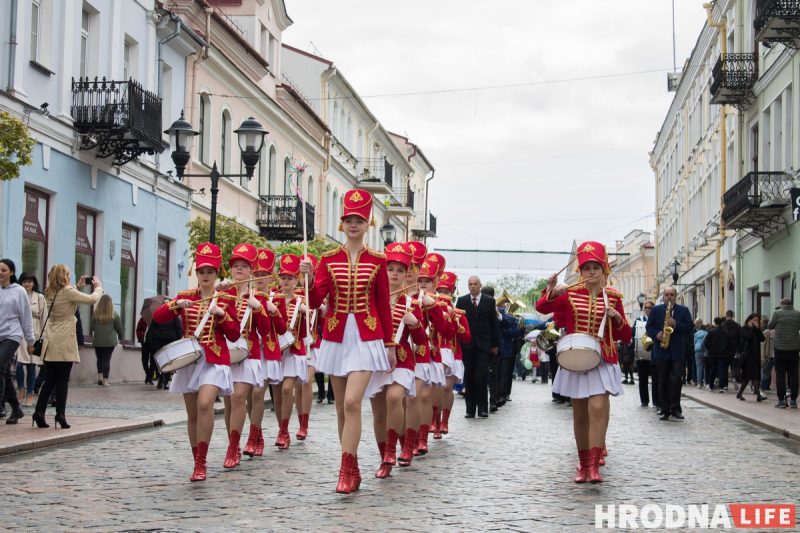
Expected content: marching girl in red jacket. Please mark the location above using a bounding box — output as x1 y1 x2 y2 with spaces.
243 248 288 458
300 189 396 494
152 242 240 482
436 271 470 436
294 254 319 442
535 241 631 484
366 242 428 479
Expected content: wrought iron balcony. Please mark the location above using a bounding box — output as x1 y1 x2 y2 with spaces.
257 195 315 242
755 0 800 48
356 157 393 195
722 171 792 238
71 77 166 165
411 212 437 240
384 187 415 216
710 54 758 107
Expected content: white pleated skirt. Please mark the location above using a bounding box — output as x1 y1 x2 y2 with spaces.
415 362 434 386
261 359 284 385
170 359 233 396
441 348 455 370
308 347 318 368
449 359 465 382
430 362 447 387
552 359 623 399
316 314 390 377
282 349 309 384
365 367 417 399
230 358 262 386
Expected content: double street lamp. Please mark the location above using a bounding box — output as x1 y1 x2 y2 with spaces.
165 112 268 244
380 223 397 247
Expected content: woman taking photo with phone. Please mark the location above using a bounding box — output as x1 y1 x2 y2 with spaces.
33 264 103 429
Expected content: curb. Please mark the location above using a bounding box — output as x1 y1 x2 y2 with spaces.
683 393 800 443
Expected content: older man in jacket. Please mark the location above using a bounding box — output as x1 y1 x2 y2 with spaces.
768 299 800 408
646 286 694 420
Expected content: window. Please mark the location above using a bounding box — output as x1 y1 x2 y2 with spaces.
331 190 339 237
325 183 332 235
120 225 139 342
778 274 791 299
75 209 96 339
258 147 268 196
307 175 315 205
157 237 170 296
30 1 40 61
22 188 49 287
268 145 277 194
198 94 210 164
269 35 276 66
221 110 231 173
260 25 268 58
80 10 89 78
284 157 292 195
123 41 130 80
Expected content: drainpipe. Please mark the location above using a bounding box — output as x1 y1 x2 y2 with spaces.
704 2 728 316
6 0 18 92
424 169 435 241
320 132 331 235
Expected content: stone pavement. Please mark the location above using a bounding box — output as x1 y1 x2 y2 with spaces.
1 378 799 531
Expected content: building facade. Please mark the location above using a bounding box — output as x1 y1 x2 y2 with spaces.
610 230 656 320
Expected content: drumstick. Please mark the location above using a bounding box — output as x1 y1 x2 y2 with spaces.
390 284 415 296
224 275 273 288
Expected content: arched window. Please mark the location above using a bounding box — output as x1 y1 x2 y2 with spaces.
356 129 363 161
339 108 346 140
332 102 339 136
258 147 268 196
283 157 293 195
268 145 277 194
325 183 332 235
346 115 353 149
220 110 231 173
331 190 339 237
307 175 315 205
198 93 211 164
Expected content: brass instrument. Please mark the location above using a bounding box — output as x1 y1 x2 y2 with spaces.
496 289 526 315
642 334 654 351
660 301 674 349
536 322 561 352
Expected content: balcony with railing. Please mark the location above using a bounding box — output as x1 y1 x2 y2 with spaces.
257 195 315 242
755 0 800 47
411 212 437 240
722 171 792 238
356 157 393 195
710 54 758 107
71 77 166 165
383 187 415 216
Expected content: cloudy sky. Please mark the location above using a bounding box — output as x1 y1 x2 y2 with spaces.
283 0 708 288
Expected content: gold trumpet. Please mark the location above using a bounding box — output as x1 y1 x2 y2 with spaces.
496 289 526 315
536 322 561 352
642 335 654 351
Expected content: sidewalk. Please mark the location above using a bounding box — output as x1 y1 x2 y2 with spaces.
682 386 800 442
0 383 242 456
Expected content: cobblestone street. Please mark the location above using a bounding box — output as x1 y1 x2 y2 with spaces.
2 380 799 532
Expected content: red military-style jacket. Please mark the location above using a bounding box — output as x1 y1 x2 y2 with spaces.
153 288 240 365
428 295 456 363
225 289 280 360
410 291 452 364
309 246 394 346
284 291 309 356
452 310 472 361
389 294 427 371
261 292 288 361
535 286 632 364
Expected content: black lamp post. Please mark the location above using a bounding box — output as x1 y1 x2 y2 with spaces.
670 259 680 284
380 223 397 247
166 112 267 244
637 292 646 311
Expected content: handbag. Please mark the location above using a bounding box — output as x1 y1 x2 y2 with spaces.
32 289 60 357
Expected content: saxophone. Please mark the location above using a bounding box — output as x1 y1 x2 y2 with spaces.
660 300 674 348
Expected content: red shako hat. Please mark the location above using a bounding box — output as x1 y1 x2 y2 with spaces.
254 248 276 273
385 242 412 268
438 271 457 292
340 188 375 225
279 254 301 277
406 241 427 266
229 242 257 268
575 241 610 275
194 242 222 271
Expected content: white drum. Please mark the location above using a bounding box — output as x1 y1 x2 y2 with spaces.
278 332 296 351
155 337 203 373
556 333 602 372
227 337 250 364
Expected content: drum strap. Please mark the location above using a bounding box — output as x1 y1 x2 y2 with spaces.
596 289 609 339
240 306 252 334
394 296 412 345
194 295 217 338
288 296 302 330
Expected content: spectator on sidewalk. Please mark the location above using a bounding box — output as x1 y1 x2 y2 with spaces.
15 272 45 407
704 317 727 390
768 298 800 409
90 294 123 387
693 320 708 389
760 314 775 392
718 310 741 392
0 259 36 425
736 313 766 402
619 340 635 384
144 306 182 390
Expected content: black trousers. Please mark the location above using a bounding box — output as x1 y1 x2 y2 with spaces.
35 361 73 415
94 346 114 378
716 357 731 389
539 361 549 384
499 356 515 398
488 353 501 408
657 358 683 415
141 345 160 381
0 339 21 411
636 359 653 406
774 352 800 402
649 360 663 409
315 372 334 401
462 346 489 415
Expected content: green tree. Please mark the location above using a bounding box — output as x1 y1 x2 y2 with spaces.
523 278 550 307
186 215 270 276
275 237 339 258
0 111 35 181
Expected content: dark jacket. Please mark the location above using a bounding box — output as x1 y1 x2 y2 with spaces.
645 303 693 362
703 327 729 358
145 317 182 353
722 319 741 356
739 325 765 380
498 310 522 358
456 293 499 353
767 304 800 352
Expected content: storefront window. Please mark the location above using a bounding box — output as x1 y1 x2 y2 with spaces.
120 225 138 342
75 209 96 339
157 236 170 296
22 188 48 286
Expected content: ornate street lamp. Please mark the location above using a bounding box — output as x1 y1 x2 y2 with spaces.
637 292 647 311
380 223 397 246
166 115 267 244
670 259 680 284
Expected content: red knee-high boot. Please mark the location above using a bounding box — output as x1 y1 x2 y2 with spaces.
398 428 417 467
588 447 604 483
276 418 290 449
440 408 451 434
375 441 392 478
224 430 241 468
336 452 354 494
432 408 443 439
573 449 590 484
383 428 399 465
253 427 265 456
415 424 430 456
243 424 258 457
190 442 208 482
296 413 309 440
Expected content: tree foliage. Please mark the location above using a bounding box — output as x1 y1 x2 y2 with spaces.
0 111 35 181
495 273 549 307
275 237 339 258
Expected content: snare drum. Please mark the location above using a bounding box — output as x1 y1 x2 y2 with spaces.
155 337 203 373
556 333 602 372
228 337 250 364
278 332 296 351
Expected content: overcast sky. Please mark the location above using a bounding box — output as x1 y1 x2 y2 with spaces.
283 0 708 289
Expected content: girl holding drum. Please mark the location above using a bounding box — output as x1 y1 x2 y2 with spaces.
221 243 279 468
294 254 319 442
152 242 240 482
436 271 470 436
299 189 395 494
535 241 631 484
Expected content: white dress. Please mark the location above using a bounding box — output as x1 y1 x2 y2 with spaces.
315 314 390 377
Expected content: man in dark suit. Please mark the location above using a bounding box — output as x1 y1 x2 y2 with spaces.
456 276 499 418
646 286 693 421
